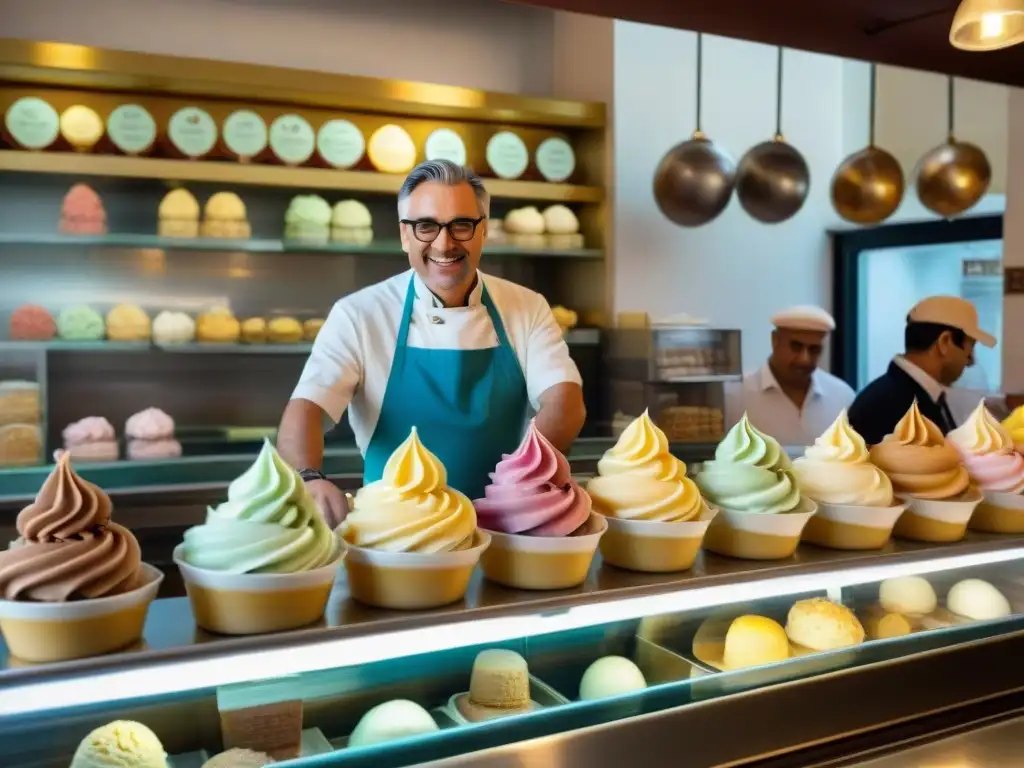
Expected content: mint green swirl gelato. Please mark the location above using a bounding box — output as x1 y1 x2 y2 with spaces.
695 414 802 514
182 440 338 573
58 305 105 341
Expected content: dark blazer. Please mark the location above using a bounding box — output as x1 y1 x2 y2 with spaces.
848 362 955 446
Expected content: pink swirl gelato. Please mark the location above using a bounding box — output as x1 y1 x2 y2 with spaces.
125 408 175 440
948 400 1024 494
62 417 115 447
474 420 590 536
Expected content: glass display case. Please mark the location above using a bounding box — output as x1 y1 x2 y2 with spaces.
5 536 1024 767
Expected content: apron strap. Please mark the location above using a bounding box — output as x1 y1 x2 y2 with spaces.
394 275 418 357
481 284 514 349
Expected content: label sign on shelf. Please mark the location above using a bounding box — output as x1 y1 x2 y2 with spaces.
425 128 467 165
535 136 576 183
4 97 60 150
107 105 157 155
1004 267 1024 294
316 119 365 168
168 107 218 158
269 114 315 166
486 131 529 180
223 110 268 160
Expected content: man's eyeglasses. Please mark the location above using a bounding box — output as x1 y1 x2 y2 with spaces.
401 217 485 243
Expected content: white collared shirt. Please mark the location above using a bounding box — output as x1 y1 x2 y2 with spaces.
724 363 855 447
894 355 1006 425
291 270 581 454
892 355 945 403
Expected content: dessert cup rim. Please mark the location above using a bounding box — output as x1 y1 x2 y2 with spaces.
980 488 1024 508
0 561 163 615
172 541 345 583
898 487 983 504
343 529 492 567
599 504 717 537
483 509 607 548
815 500 906 513
714 496 817 516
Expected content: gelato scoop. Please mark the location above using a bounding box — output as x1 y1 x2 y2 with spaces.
9 304 56 341
474 420 590 536
181 439 337 573
106 304 151 342
948 400 1024 493
126 408 175 440
587 410 703 522
0 452 142 601
793 409 894 506
70 720 168 768
152 311 196 344
158 188 200 238
349 700 439 748
786 597 865 651
1002 406 1024 451
947 578 1012 621
722 615 790 669
59 183 107 235
197 307 241 343
869 400 970 500
58 305 105 341
63 416 116 446
202 749 274 768
579 656 647 700
201 191 251 239
284 195 331 244
695 413 802 514
341 427 476 553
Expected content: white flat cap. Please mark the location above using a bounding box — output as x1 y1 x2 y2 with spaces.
771 305 835 333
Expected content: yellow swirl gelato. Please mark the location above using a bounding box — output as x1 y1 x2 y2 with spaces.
793 410 894 506
587 410 703 522
948 401 1024 493
341 428 476 553
1002 406 1024 451
869 400 970 500
695 414 802 514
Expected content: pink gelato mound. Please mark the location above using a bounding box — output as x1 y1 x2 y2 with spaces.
9 304 57 341
127 438 182 460
125 407 175 441
474 420 590 536
961 451 1024 494
59 183 107 235
61 416 118 462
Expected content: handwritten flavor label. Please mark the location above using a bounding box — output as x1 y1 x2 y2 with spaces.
270 114 315 166
223 109 268 159
4 97 59 150
168 107 217 157
317 119 364 168
425 128 467 165
486 131 529 180
107 104 156 155
535 136 576 183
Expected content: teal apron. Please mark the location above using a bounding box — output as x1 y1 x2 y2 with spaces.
362 275 530 499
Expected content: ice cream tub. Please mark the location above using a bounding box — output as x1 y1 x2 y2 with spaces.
969 490 1024 534
599 504 717 573
801 501 908 550
174 544 344 635
480 511 606 590
0 563 163 662
892 488 983 543
344 530 491 610
701 498 818 560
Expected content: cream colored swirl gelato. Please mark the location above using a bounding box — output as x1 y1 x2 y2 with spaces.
695 414 802 514
869 400 970 500
587 410 703 522
341 428 476 552
948 401 1024 493
793 409 894 506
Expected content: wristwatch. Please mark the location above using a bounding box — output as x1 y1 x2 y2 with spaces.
298 468 328 483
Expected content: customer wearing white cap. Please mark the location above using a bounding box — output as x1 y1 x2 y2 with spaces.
848 295 995 445
724 305 855 447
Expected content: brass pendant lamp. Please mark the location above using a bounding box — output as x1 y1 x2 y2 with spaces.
950 0 1024 51
914 76 992 219
653 33 736 227
734 47 810 224
830 63 905 225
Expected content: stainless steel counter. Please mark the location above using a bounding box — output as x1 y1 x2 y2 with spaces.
847 714 1024 768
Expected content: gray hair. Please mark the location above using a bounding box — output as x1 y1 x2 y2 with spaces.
397 159 490 217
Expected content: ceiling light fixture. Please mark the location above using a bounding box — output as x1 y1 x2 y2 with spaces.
950 0 1024 51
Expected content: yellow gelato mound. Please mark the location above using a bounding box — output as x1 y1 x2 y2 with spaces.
196 307 241 343
201 191 251 238
793 409 894 507
240 317 267 343
105 304 151 341
695 413 802 514
268 317 303 343
722 615 790 669
1003 406 1024 450
869 400 970 500
341 427 476 553
587 409 703 522
70 720 167 768
785 597 865 651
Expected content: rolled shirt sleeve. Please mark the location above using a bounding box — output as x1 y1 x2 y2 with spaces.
290 301 362 423
523 293 583 410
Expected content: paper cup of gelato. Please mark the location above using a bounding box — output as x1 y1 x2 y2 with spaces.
475 421 604 589
340 428 489 609
696 414 816 559
176 440 343 634
892 488 983 542
793 410 906 550
971 490 1024 533
587 411 714 572
0 453 162 662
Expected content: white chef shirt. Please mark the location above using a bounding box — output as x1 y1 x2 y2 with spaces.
724 363 855 447
291 269 582 454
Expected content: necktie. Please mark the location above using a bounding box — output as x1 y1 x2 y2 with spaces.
937 393 957 433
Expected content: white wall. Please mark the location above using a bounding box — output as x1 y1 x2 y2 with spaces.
0 0 556 96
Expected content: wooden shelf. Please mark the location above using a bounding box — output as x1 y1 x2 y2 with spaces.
0 151 605 203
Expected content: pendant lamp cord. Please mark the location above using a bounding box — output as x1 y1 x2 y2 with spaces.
868 63 877 146
695 33 704 134
947 75 955 140
775 47 784 136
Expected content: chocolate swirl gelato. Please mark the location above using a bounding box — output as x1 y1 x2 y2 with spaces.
0 453 142 601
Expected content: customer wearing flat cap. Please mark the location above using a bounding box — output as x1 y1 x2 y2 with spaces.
277 160 585 527
848 295 996 446
724 306 854 447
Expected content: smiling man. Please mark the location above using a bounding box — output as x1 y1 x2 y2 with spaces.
277 160 586 526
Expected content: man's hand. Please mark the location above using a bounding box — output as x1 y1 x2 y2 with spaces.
307 478 350 529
